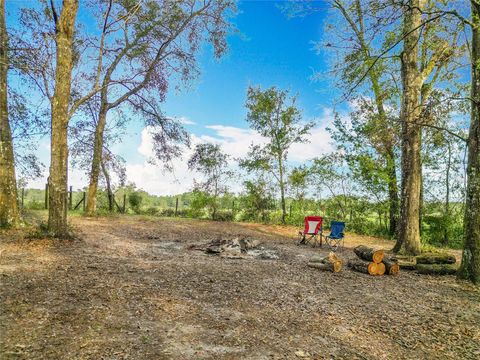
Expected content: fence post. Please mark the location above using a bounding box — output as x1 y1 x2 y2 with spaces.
82 192 86 212
289 203 292 217
44 183 48 209
69 186 73 210
123 194 126 213
21 188 25 208
175 197 179 217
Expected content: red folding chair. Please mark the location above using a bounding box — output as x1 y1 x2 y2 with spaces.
297 216 323 247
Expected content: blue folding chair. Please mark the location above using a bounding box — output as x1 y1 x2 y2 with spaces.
324 221 345 251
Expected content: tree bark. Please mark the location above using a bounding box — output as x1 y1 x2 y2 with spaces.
383 257 400 275
100 158 113 212
48 0 79 236
458 1 480 284
0 0 19 227
85 105 107 215
394 0 423 255
279 156 286 224
386 150 399 236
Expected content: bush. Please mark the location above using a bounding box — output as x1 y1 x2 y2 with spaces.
214 210 234 222
128 192 143 214
25 200 45 210
423 214 464 249
159 208 175 217
144 206 159 216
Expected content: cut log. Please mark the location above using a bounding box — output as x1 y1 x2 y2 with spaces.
415 253 456 265
353 245 384 263
383 258 400 275
415 263 457 275
376 262 386 275
398 260 416 270
308 260 342 272
348 259 377 275
308 252 343 272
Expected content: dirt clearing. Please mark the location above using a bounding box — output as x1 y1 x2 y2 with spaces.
1 215 479 359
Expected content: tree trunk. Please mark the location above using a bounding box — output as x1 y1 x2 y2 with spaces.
86 105 107 215
0 0 19 227
100 158 113 212
394 0 422 255
48 0 79 237
278 156 286 224
443 140 451 245
458 1 480 285
386 150 399 236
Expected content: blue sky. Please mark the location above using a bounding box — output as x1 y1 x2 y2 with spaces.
115 0 334 164
10 0 339 194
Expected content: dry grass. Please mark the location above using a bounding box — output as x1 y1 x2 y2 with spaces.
0 215 479 359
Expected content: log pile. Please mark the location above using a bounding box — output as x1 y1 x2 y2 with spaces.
414 253 458 275
349 245 399 276
308 252 343 273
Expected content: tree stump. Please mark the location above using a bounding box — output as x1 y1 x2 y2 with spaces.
353 245 384 263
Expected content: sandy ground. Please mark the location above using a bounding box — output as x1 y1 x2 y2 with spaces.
0 215 479 360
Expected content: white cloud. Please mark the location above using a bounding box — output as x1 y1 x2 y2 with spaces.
177 116 196 125
24 110 338 195
125 109 336 195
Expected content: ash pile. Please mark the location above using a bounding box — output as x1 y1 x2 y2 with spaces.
203 237 278 260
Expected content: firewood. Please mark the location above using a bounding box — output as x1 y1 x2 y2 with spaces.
376 262 386 275
383 258 400 275
308 260 342 272
308 252 343 272
353 245 384 263
415 253 456 265
348 259 377 275
415 264 458 275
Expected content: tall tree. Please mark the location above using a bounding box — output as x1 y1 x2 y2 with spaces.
188 143 231 220
394 0 456 254
329 0 400 236
48 0 79 236
240 86 313 224
0 0 20 227
84 0 234 215
459 1 480 284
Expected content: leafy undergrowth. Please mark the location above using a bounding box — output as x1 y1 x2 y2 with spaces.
0 215 479 359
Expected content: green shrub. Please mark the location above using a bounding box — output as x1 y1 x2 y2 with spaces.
214 210 234 222
160 208 175 217
143 206 159 216
128 192 143 214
